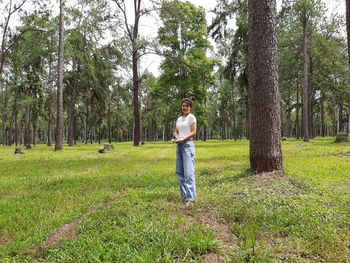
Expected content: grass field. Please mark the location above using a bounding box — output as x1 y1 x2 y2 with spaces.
0 138 349 262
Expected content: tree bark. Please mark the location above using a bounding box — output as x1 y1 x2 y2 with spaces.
116 0 142 146
248 0 283 173
108 102 112 144
47 38 54 147
320 91 325 137
245 95 249 139
302 11 310 142
132 45 141 146
68 60 78 147
85 106 89 144
338 102 344 132
24 104 31 148
296 82 300 138
347 0 350 66
2 90 8 145
55 0 65 151
287 108 291 138
346 0 350 135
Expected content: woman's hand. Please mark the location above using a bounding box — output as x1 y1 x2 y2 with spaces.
175 137 186 144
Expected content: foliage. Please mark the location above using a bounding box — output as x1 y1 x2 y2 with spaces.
157 0 217 128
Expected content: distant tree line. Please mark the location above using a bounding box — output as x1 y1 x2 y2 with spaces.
0 0 348 148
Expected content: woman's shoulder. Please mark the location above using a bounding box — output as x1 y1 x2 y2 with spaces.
189 113 197 121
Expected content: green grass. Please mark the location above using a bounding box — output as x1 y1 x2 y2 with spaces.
0 138 349 262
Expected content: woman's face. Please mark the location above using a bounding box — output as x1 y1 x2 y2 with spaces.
182 102 191 115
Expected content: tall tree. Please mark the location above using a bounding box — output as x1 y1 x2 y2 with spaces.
346 0 350 135
0 0 28 145
157 0 216 140
55 0 65 151
209 0 250 139
114 0 148 146
248 0 283 172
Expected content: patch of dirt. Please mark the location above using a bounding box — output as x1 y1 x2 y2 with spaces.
252 171 303 198
253 171 285 187
0 236 10 246
119 155 134 161
203 252 219 263
197 208 237 260
138 170 146 177
42 221 79 248
176 204 237 262
1 190 32 201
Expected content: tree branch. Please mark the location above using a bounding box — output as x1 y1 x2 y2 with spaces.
10 0 28 15
114 0 133 40
5 28 47 53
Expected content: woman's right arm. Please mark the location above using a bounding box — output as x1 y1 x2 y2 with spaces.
173 128 179 138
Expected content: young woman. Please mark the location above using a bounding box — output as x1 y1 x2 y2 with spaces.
173 97 197 206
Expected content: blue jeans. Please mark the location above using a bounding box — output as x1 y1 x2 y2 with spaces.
176 140 196 202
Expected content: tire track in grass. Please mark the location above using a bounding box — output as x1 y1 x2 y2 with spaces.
30 191 124 258
195 207 237 263
169 198 237 262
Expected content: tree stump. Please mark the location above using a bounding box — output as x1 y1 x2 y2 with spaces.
14 148 23 155
335 133 349 143
98 146 107 153
98 144 114 153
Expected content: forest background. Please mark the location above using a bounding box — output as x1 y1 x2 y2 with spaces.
0 0 349 147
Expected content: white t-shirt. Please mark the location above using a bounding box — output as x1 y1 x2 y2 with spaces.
176 113 197 139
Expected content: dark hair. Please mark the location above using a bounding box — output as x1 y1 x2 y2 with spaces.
181 96 195 107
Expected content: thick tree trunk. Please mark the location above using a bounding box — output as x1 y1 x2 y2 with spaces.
55 0 65 151
248 0 283 173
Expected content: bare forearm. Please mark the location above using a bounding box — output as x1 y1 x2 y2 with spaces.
182 131 196 141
